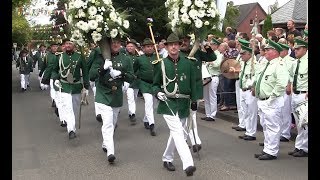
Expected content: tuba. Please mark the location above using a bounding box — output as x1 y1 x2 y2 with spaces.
220 58 241 79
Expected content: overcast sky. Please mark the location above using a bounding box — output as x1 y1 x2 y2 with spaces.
231 0 291 13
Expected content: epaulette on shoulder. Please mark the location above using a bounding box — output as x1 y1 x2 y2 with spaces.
186 56 197 61
55 52 63 55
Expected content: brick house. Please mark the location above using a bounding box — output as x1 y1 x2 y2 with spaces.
232 2 267 38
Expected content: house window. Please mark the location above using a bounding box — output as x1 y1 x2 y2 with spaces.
250 19 254 25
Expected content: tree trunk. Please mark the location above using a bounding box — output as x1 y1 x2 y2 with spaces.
97 37 112 60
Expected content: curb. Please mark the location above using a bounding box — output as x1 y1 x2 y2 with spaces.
198 102 298 141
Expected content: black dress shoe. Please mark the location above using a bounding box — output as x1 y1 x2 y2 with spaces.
254 151 266 158
144 122 150 129
288 148 300 155
201 117 207 120
55 107 59 117
243 136 256 141
69 131 76 139
163 161 175 171
280 136 289 142
102 148 107 153
292 149 308 157
258 142 264 146
232 126 239 129
129 114 137 125
108 154 116 163
185 166 196 176
149 124 156 136
51 100 56 107
96 114 102 122
60 120 67 127
258 153 277 160
192 144 202 153
235 127 246 131
205 117 215 121
238 134 248 139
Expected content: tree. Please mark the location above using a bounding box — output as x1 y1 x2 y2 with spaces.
113 0 170 42
262 14 273 37
12 0 32 9
222 1 240 32
12 10 32 47
269 0 279 14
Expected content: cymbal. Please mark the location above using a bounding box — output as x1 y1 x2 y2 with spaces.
220 58 241 79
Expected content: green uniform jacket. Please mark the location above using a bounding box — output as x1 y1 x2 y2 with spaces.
39 52 58 82
134 53 157 94
126 52 140 89
180 48 216 100
33 51 47 70
152 54 197 119
87 47 101 83
254 57 288 99
51 52 89 94
16 57 33 74
90 52 135 107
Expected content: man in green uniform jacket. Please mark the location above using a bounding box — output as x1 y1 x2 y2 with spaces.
16 49 33 92
153 33 197 176
179 34 217 152
39 42 60 108
123 39 140 125
51 39 90 140
134 38 158 135
89 37 135 163
33 44 47 90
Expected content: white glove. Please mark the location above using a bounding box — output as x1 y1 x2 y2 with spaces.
103 59 112 70
109 68 122 79
54 80 62 89
122 82 130 91
157 92 167 101
38 76 42 81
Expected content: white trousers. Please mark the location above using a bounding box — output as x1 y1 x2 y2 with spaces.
90 81 96 97
49 79 55 101
240 90 258 137
55 90 64 122
96 103 120 156
203 76 219 118
20 74 30 89
142 93 157 125
59 92 81 133
162 113 194 170
127 88 139 116
280 93 292 139
39 72 49 90
291 93 308 152
185 103 202 145
257 96 284 156
235 80 245 128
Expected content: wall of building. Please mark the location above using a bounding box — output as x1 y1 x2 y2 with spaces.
237 5 267 39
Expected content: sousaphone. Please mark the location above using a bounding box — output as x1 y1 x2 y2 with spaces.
220 58 241 79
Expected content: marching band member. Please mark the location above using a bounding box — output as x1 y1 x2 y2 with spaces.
33 44 49 90
253 40 288 160
288 38 308 157
89 36 135 163
153 33 196 176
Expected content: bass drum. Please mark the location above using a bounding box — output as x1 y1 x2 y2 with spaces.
202 63 212 86
293 100 308 128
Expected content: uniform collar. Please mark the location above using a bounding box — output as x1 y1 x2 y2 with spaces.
298 52 308 61
66 51 74 55
112 52 120 56
167 55 180 63
269 57 281 65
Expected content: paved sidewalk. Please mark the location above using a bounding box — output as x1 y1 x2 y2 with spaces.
198 101 298 140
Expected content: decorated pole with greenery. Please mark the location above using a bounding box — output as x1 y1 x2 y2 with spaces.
66 0 130 61
164 0 220 58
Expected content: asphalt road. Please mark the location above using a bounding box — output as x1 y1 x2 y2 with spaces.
12 64 308 180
